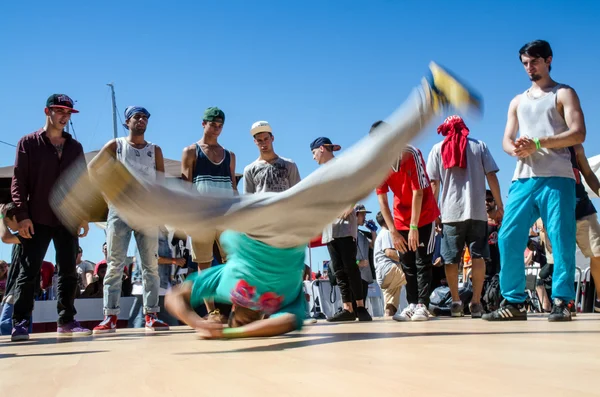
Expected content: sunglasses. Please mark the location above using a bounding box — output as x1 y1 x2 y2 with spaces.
485 197 495 202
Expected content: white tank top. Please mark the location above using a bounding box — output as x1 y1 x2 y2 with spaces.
115 137 156 180
512 84 574 180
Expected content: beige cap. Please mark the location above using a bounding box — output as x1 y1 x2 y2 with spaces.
250 120 272 137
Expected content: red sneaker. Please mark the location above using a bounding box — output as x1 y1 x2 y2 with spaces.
145 313 169 331
93 315 117 334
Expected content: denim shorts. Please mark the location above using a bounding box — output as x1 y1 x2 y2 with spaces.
441 220 490 264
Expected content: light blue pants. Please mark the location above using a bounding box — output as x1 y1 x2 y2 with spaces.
0 303 32 335
498 177 576 303
104 208 160 315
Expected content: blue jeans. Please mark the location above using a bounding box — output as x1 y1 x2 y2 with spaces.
1 303 33 335
104 208 160 315
498 177 576 303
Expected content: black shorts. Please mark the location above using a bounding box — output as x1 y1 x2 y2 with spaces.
441 220 489 264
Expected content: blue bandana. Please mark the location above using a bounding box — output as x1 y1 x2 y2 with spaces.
123 106 151 129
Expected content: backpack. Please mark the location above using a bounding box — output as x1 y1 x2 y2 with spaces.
482 274 503 313
428 281 473 316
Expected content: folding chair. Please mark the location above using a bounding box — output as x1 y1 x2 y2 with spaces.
309 280 343 319
366 283 385 318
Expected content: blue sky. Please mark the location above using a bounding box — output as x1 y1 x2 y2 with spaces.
1 1 599 269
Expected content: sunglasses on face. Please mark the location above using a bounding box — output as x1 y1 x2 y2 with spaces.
485 197 494 202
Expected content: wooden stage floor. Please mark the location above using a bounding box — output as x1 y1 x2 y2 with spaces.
1 314 599 396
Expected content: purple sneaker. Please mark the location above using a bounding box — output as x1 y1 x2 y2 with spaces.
11 320 30 342
57 320 92 338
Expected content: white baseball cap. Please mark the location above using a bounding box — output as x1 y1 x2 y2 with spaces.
250 120 272 137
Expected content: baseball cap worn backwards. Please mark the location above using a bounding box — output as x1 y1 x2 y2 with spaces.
309 137 341 152
203 107 225 122
46 94 79 113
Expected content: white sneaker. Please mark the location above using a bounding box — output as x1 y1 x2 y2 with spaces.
412 304 430 321
393 303 416 322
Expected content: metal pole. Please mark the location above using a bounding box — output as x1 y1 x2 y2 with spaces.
107 83 118 139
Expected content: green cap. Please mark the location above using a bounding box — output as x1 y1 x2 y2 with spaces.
203 107 225 122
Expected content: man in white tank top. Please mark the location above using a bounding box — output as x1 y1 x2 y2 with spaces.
87 106 170 333
483 40 587 323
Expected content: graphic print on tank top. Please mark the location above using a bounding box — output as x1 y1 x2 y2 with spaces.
192 143 233 195
115 137 156 180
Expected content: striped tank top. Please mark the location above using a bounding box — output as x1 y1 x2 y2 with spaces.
192 143 233 195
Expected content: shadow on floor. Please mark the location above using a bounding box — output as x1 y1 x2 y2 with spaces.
175 328 600 355
0 350 107 359
0 328 195 351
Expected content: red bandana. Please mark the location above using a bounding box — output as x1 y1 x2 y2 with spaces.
437 115 469 169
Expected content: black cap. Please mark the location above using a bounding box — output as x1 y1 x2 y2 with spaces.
46 94 79 113
309 137 341 151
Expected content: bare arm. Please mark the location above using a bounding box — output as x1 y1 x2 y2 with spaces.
1 219 20 245
340 206 355 219
384 248 400 262
165 283 222 330
503 96 520 156
540 87 586 148
574 144 600 197
229 151 238 193
154 145 165 182
88 140 118 175
180 145 196 183
486 172 504 220
84 272 94 287
378 193 407 253
410 189 423 227
219 314 297 339
430 180 440 202
378 193 397 235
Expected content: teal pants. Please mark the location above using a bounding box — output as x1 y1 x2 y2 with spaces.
498 177 576 303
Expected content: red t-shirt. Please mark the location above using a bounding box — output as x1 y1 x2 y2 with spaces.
376 146 440 231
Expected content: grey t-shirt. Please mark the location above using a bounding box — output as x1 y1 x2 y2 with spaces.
373 229 397 286
356 231 374 283
322 212 357 244
243 157 301 194
427 138 499 223
76 260 95 290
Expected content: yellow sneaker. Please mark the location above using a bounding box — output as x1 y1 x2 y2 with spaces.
425 61 483 115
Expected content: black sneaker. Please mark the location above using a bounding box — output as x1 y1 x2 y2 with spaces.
481 300 527 321
594 299 600 313
548 298 572 322
356 307 372 322
326 309 356 322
